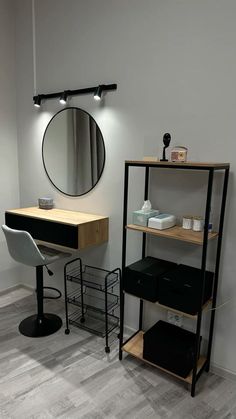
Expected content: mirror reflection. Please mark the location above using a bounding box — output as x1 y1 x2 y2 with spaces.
42 107 105 196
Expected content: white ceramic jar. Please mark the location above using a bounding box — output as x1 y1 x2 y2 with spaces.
182 215 193 230
192 216 204 232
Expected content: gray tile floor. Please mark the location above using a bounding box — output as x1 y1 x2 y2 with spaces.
0 288 236 419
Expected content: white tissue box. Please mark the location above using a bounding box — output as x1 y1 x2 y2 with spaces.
148 214 176 230
132 210 160 226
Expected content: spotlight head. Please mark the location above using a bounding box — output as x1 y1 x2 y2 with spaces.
94 85 103 101
59 91 68 105
33 95 41 108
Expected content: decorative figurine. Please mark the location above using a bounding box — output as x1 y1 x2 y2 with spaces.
160 133 171 161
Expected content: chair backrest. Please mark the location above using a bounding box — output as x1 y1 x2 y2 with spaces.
2 224 45 267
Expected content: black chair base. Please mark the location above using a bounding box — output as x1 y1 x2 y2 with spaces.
19 313 62 337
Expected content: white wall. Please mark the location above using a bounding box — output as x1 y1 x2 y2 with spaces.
0 0 21 290
14 0 236 375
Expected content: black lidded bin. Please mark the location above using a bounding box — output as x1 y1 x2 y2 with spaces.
143 320 200 378
158 264 214 315
123 257 177 302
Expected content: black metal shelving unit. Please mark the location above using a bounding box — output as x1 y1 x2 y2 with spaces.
119 160 229 397
64 258 120 353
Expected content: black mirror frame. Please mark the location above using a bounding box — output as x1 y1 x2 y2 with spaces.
42 107 106 197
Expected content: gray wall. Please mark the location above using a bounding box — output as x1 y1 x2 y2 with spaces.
14 0 236 375
0 0 20 290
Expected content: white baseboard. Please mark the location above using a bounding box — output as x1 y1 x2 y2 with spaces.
211 363 236 382
0 283 34 296
0 284 20 296
18 283 35 291
124 324 136 336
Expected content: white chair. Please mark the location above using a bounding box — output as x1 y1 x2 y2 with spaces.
2 224 71 337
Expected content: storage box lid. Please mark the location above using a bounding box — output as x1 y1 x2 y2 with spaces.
125 257 177 277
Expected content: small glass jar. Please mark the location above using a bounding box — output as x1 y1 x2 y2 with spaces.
193 216 204 232
182 215 193 230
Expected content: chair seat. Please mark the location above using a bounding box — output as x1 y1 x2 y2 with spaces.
37 245 71 265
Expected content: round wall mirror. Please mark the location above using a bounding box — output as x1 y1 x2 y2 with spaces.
42 107 105 196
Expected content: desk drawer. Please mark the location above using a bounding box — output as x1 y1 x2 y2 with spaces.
5 213 78 249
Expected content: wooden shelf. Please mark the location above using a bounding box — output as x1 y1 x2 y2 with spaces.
122 331 207 385
126 224 218 245
6 207 108 226
156 299 212 319
124 291 212 319
125 160 230 170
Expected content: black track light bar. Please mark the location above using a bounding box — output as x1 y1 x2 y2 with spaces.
33 83 117 107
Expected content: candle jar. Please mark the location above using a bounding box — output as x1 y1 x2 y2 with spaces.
182 215 193 230
193 216 204 232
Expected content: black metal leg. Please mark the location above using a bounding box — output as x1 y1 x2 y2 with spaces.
36 265 44 320
139 166 150 331
80 276 85 323
120 163 129 360
191 169 214 397
121 163 129 271
105 276 110 353
19 265 62 338
64 263 70 334
206 168 229 372
119 290 124 360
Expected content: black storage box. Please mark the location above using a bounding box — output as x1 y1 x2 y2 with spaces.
143 320 200 378
158 264 214 314
123 257 177 302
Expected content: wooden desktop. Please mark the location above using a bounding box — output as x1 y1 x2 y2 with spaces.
5 207 109 250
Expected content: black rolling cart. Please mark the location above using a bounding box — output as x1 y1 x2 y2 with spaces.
64 258 120 353
119 160 229 396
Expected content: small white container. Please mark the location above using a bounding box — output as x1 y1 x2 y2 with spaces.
148 214 176 230
182 215 193 230
170 146 188 162
193 216 204 232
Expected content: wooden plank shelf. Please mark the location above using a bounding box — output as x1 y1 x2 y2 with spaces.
124 291 212 319
125 160 230 170
126 224 218 245
122 331 207 385
6 207 108 226
156 299 212 319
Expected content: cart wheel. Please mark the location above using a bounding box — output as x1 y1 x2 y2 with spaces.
80 317 85 323
105 346 110 353
65 329 70 335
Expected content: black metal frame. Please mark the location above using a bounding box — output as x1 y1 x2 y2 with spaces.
119 161 229 397
19 265 62 337
33 83 117 106
64 258 120 353
42 107 106 197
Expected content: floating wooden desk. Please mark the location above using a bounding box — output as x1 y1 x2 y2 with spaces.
5 207 109 250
